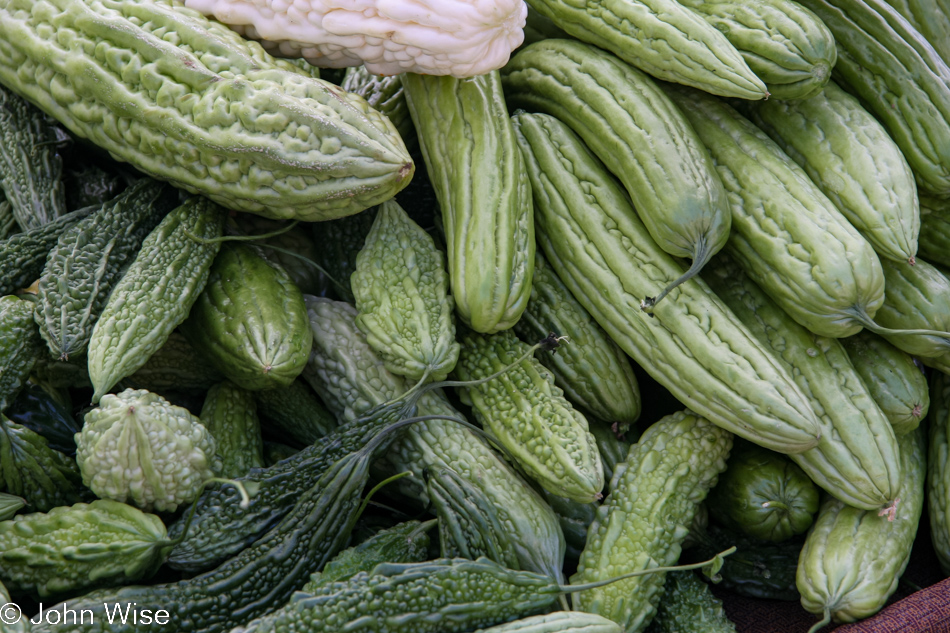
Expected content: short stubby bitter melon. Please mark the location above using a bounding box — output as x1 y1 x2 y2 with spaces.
454 327 605 504
0 0 414 220
350 199 459 383
180 240 313 391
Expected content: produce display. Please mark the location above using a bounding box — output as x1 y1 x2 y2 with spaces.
2 1 950 633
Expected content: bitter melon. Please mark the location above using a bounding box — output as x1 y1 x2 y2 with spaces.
86 195 226 402
0 0 414 220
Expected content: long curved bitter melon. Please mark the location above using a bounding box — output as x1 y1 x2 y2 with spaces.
663 82 886 340
0 0 413 220
511 110 820 454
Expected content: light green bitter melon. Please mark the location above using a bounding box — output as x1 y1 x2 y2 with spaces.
797 427 926 628
662 82 887 340
0 499 172 599
510 109 821 455
304 295 568 583
34 178 179 361
454 326 605 504
523 0 768 99
403 70 534 333
503 39 732 312
571 410 733 633
0 0 414 220
744 80 919 264
86 195 226 402
703 252 902 511
511 250 641 433
350 198 459 383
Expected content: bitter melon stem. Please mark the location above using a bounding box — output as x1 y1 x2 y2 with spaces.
851 307 950 343
806 608 832 633
562 546 737 595
640 235 713 314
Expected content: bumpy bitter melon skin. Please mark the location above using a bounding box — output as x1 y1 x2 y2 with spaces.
928 371 950 575
882 0 950 63
304 296 567 583
797 427 926 624
839 331 930 435
341 66 416 152
919 195 950 268
234 558 560 633
511 110 820 454
524 0 768 99
794 0 950 196
745 81 919 264
647 570 737 633
351 199 459 382
76 388 219 513
35 179 179 361
165 400 398 573
705 439 819 542
32 438 386 633
0 413 83 513
0 294 44 410
512 250 641 432
476 612 622 633
427 466 521 569
703 253 902 511
304 520 433 591
0 0 414 220
571 410 733 633
0 83 67 230
454 327 605 504
87 195 226 403
0 499 170 599
502 40 731 277
403 70 534 334
180 241 313 391
678 0 835 100
0 205 94 296
664 83 886 339
199 381 264 479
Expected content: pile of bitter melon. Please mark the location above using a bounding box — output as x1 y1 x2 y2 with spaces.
0 0 948 632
